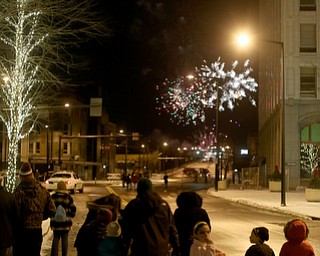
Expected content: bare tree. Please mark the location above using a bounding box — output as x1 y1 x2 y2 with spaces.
0 0 110 192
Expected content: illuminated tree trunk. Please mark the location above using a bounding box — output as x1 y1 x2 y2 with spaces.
7 138 19 192
0 0 109 192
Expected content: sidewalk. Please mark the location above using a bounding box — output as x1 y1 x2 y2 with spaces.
206 185 320 220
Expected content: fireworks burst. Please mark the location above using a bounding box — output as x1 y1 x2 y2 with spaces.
156 57 258 126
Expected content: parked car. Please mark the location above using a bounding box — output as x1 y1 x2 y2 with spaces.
45 171 84 194
183 168 198 177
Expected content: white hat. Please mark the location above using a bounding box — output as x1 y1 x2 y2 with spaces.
107 221 121 237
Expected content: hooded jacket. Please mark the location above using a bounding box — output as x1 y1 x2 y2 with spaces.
279 219 315 256
174 191 211 256
122 190 180 256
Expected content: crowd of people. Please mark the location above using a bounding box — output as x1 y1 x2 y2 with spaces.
0 162 317 256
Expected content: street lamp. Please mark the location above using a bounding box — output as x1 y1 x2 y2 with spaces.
237 33 286 206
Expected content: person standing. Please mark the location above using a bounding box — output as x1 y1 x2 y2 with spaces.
245 227 275 256
280 219 315 256
50 181 76 256
0 177 18 256
13 162 56 256
121 178 180 256
174 191 211 256
164 174 169 189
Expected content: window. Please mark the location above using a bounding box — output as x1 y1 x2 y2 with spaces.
63 124 69 135
300 67 316 97
63 142 69 154
62 142 72 155
300 0 316 11
300 24 316 52
35 142 40 154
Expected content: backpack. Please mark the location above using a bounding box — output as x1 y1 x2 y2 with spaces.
53 204 67 222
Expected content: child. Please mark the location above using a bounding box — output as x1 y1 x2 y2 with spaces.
245 227 275 256
280 219 315 256
50 181 76 256
189 221 215 256
74 207 113 256
97 221 123 256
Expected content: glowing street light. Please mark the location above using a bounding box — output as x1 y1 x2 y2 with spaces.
236 33 286 206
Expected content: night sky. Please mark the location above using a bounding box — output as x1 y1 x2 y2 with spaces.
84 0 259 146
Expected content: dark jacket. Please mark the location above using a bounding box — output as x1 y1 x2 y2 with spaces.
14 178 56 229
50 190 76 230
122 191 180 256
245 244 275 256
0 185 18 249
173 191 211 256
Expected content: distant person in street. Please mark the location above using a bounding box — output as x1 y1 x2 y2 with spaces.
74 207 113 256
50 181 76 256
0 177 18 256
174 191 211 256
189 222 215 256
164 174 169 189
245 227 275 256
279 219 315 256
121 178 180 256
13 162 56 256
193 172 198 183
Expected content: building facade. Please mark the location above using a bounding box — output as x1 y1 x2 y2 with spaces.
259 0 319 188
0 97 117 180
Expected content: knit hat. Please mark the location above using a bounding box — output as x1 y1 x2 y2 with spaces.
253 227 269 242
57 181 67 191
97 207 113 224
107 221 122 237
137 178 153 195
20 162 33 176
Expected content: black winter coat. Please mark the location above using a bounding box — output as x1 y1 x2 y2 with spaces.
173 191 211 256
122 191 180 256
0 185 18 249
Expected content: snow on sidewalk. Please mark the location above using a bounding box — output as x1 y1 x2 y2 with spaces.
207 188 320 219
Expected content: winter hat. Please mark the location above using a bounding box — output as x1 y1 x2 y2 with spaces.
284 219 308 242
20 162 33 176
57 181 67 191
97 207 113 224
253 227 269 242
137 178 153 195
107 221 122 237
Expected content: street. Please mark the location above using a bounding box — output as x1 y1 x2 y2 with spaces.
41 180 320 256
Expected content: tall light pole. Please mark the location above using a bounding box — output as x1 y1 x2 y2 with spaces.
237 34 286 206
215 87 220 191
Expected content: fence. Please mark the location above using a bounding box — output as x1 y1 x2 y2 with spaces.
241 167 270 189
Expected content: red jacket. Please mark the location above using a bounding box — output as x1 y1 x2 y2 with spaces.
280 219 315 256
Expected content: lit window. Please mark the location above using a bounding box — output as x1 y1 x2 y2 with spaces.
300 67 316 98
300 24 316 52
300 0 316 11
63 142 68 154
